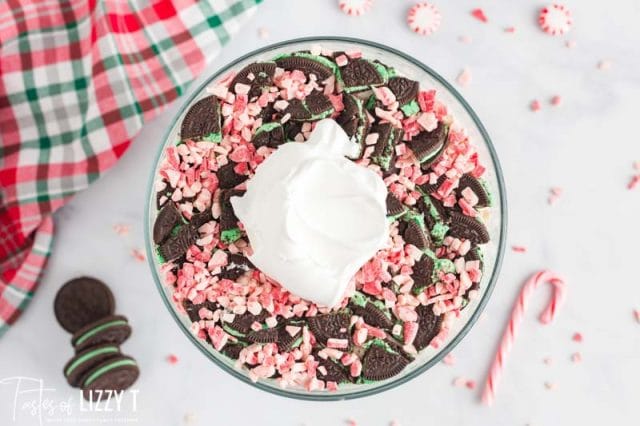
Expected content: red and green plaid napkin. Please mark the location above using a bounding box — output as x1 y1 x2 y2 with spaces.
0 0 261 336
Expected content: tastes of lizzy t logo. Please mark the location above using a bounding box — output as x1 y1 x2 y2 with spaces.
0 377 139 425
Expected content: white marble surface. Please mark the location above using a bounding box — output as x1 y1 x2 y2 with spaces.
2 1 639 425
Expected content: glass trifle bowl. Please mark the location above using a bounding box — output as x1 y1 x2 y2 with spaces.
144 37 507 400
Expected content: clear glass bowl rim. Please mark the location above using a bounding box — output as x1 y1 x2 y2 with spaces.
144 36 508 401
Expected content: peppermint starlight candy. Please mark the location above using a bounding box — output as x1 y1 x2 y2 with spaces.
407 2 442 36
538 4 572 36
338 0 373 16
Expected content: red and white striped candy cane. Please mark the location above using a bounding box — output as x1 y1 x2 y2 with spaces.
481 270 567 406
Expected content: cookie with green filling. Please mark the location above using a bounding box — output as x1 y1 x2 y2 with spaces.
385 192 406 219
370 123 402 172
158 224 197 262
274 52 337 81
388 76 419 106
349 291 394 329
410 121 450 164
180 95 221 142
456 173 492 207
284 92 335 121
219 190 244 244
153 201 182 245
340 58 389 92
64 344 121 388
251 122 285 148
81 355 139 401
308 312 351 345
229 62 276 98
336 93 370 158
447 211 490 244
71 315 132 352
361 342 409 381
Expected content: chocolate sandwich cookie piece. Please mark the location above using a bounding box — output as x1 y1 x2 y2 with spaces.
229 62 276 98
419 174 446 195
340 58 388 92
72 315 132 352
308 312 351 345
190 208 213 229
159 224 197 262
54 277 115 333
403 220 431 251
246 327 279 343
370 123 402 172
277 326 303 353
219 190 243 244
227 311 269 335
416 194 450 243
411 121 450 164
285 92 334 121
447 211 490 244
456 174 491 208
251 122 285 148
413 304 443 351
385 193 406 218
221 343 244 360
388 77 419 106
259 101 277 122
81 355 139 401
181 95 221 142
283 121 303 141
411 256 435 291
464 246 484 271
351 301 394 329
153 202 182 245
361 343 409 381
219 253 254 280
183 300 219 323
64 344 121 388
217 161 248 189
316 357 352 384
336 94 370 158
274 53 336 81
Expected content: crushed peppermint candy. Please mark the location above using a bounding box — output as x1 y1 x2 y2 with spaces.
131 248 146 262
113 223 130 236
471 8 488 23
572 332 583 342
548 187 563 205
456 68 472 87
530 100 542 112
511 245 527 253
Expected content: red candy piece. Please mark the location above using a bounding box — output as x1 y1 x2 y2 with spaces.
538 4 572 36
572 332 583 342
407 2 442 36
471 8 488 23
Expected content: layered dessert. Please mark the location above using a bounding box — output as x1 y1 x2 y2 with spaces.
152 45 491 390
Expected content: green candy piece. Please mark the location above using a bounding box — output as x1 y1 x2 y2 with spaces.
221 228 242 244
400 100 420 117
431 222 449 242
255 121 282 135
350 291 368 307
202 132 222 143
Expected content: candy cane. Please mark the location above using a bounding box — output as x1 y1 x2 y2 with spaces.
481 270 566 406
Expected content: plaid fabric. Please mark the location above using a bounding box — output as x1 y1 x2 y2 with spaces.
0 0 261 336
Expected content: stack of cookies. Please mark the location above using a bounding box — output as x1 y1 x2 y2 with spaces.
54 277 139 400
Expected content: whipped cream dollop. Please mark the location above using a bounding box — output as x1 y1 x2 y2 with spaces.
231 119 388 307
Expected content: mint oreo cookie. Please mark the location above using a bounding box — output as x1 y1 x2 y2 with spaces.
362 344 409 381
181 96 221 142
54 277 115 333
81 355 139 401
72 315 132 352
64 343 121 387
